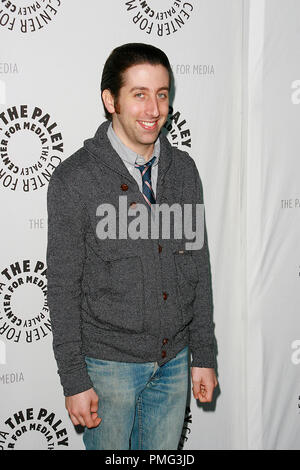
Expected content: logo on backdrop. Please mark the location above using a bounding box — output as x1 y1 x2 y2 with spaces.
162 106 192 149
0 0 62 33
172 63 215 77
178 406 192 449
280 198 300 209
0 259 51 344
124 0 195 37
0 105 63 192
0 63 19 74
0 371 24 384
0 407 68 450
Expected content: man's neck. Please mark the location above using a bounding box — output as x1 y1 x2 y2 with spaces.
111 123 155 162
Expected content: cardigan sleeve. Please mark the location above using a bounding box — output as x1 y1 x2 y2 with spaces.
188 160 217 369
46 172 94 396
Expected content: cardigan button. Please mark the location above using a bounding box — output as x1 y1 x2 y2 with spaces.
158 244 162 253
161 350 167 359
121 183 128 191
162 338 168 345
163 292 168 300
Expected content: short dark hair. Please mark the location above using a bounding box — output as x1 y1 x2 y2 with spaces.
101 43 173 121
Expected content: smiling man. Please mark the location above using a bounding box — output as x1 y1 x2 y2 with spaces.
46 43 218 451
102 62 169 158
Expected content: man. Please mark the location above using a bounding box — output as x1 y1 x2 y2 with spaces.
46 43 217 450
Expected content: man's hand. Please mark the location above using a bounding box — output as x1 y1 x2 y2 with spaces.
65 388 101 428
191 367 218 403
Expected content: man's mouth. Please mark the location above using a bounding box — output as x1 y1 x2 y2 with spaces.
138 120 158 130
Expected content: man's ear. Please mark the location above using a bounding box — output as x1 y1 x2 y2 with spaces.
102 89 116 115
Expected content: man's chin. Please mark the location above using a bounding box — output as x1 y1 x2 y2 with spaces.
138 137 159 147
138 129 161 143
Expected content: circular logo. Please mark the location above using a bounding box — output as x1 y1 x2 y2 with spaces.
0 1 62 33
0 104 63 192
124 0 195 37
162 105 192 150
0 407 69 450
0 259 50 344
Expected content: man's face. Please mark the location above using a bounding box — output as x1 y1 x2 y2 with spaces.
106 63 170 158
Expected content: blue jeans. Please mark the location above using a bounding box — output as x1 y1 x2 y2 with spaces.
83 346 189 450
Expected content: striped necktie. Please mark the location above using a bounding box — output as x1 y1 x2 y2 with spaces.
135 156 156 208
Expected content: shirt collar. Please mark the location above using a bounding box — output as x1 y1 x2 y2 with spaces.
107 122 160 167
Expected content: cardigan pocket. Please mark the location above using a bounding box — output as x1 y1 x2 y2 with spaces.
173 249 198 326
85 254 145 334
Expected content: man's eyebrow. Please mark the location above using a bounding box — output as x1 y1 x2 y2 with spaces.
129 86 170 92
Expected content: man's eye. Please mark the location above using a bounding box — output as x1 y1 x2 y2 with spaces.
158 93 168 99
135 93 144 98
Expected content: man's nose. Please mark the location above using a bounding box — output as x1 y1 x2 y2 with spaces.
146 95 159 117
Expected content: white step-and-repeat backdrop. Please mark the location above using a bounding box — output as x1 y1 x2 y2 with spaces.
0 0 299 450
